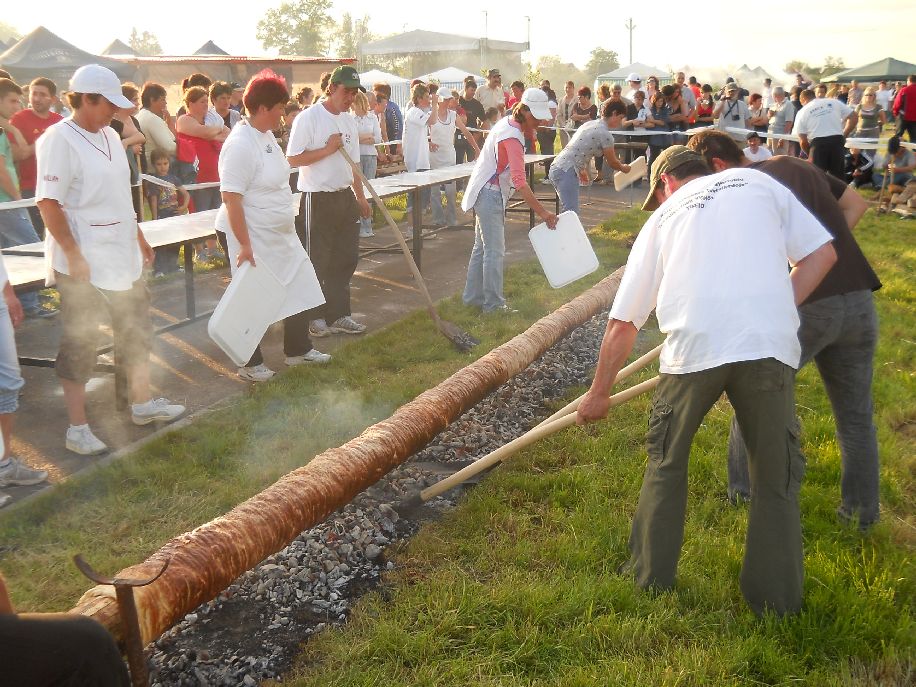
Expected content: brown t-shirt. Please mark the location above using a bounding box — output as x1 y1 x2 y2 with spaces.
751 156 881 305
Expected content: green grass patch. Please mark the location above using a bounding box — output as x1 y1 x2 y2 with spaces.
0 211 638 612
278 208 915 686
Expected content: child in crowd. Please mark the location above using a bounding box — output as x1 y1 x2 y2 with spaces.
146 150 189 276
482 107 500 130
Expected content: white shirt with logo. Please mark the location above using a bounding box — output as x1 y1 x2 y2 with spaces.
36 119 141 291
609 168 832 374
793 98 854 140
287 103 360 192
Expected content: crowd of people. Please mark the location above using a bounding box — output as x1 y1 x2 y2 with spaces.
0 56 909 677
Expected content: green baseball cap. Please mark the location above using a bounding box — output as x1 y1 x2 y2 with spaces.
642 145 708 211
330 65 364 90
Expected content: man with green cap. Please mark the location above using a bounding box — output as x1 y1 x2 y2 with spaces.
576 145 838 615
287 65 372 338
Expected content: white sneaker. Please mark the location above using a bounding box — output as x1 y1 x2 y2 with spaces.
237 364 276 382
0 491 10 508
309 319 332 338
0 458 49 486
286 349 331 366
66 425 108 455
359 227 375 238
131 398 186 426
329 316 367 335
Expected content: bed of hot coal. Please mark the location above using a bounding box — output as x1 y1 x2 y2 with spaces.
149 312 648 686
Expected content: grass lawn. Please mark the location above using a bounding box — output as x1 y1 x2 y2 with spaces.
278 208 915 686
0 210 635 613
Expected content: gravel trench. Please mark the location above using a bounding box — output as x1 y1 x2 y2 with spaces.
149 311 638 686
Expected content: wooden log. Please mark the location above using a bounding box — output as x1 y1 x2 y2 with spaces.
71 268 625 645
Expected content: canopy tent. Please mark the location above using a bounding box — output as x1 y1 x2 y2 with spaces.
0 26 136 84
821 57 916 83
361 29 526 82
414 66 483 97
594 62 672 94
193 40 230 56
359 68 410 110
595 62 672 84
101 39 137 57
0 39 7 53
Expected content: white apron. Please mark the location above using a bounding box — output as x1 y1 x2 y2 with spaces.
461 117 526 212
429 110 457 169
215 122 324 322
45 121 141 291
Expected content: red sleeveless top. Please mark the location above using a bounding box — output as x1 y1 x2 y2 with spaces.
176 132 221 183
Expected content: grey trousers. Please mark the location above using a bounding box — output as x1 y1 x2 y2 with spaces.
727 289 880 526
626 358 805 616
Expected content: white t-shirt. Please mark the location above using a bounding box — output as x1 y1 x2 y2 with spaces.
429 109 457 168
354 113 381 157
402 106 431 172
609 168 832 374
875 88 892 111
36 119 141 291
287 102 360 192
625 87 647 101
793 98 854 140
743 145 772 162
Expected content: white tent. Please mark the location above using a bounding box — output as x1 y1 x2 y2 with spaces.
414 66 484 97
360 68 410 110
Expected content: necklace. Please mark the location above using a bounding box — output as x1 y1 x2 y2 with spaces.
65 121 112 160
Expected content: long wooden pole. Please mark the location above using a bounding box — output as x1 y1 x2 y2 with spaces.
416 376 660 503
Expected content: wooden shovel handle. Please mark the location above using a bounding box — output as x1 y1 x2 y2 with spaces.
419 375 660 502
539 343 663 427
338 146 441 323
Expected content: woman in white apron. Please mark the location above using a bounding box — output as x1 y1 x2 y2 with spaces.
216 71 328 382
429 90 480 227
461 89 558 313
36 65 186 455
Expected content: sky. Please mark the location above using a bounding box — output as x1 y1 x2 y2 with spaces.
3 0 915 77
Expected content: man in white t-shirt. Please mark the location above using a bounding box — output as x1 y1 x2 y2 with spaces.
874 80 892 112
475 69 507 115
576 146 837 616
743 131 772 162
287 65 372 337
793 89 857 180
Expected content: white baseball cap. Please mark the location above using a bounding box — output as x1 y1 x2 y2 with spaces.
627 73 642 83
437 88 455 101
520 87 552 120
69 65 133 108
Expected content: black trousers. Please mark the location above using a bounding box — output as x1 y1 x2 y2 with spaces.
896 117 916 142
246 309 314 366
295 189 360 324
810 135 847 180
455 137 475 164
0 613 130 686
536 129 556 176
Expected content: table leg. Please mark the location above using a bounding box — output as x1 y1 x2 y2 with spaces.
526 163 535 227
183 241 196 319
113 329 128 411
412 189 422 272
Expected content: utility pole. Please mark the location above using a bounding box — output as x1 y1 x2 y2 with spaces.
525 15 531 52
481 11 488 74
624 18 635 65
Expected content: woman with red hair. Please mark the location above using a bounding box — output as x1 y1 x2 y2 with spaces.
216 71 329 381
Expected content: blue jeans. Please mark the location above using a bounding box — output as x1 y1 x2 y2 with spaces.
549 165 579 215
872 170 913 188
359 155 378 232
0 208 41 311
463 187 506 311
727 290 880 525
431 182 457 226
0 297 24 413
